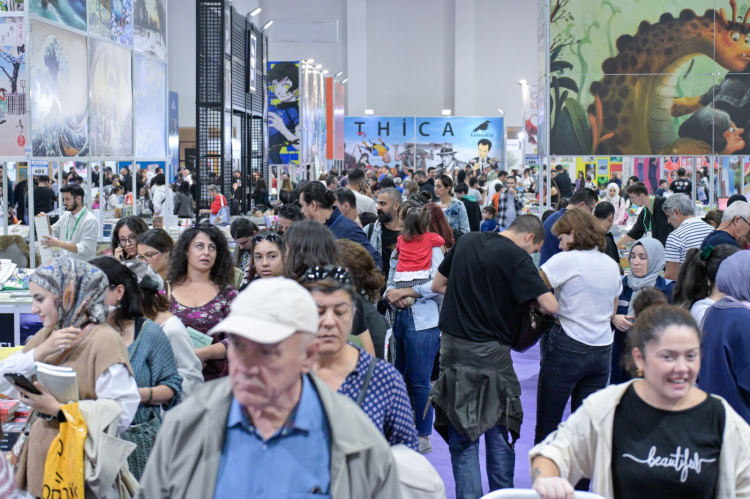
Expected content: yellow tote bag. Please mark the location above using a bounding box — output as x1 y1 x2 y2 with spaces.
42 403 87 499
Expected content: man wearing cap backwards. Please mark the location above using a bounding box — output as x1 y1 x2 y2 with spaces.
136 277 400 499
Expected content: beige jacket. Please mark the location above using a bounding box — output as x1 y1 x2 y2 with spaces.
529 380 750 498
78 399 139 499
135 374 401 499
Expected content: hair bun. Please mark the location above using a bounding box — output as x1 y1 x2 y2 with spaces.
700 245 714 262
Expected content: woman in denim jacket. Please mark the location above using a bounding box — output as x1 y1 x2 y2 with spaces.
384 200 445 454
435 174 470 233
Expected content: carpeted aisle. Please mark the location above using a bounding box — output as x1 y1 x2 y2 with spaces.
425 342 571 498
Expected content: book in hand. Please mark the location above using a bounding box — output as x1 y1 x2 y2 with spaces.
186 327 214 349
34 362 79 404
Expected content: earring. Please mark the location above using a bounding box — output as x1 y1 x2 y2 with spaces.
117 300 121 309
636 367 643 378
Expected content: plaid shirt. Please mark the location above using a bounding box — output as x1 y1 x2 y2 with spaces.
496 191 525 227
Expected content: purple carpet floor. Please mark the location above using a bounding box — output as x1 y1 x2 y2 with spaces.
424 342 571 498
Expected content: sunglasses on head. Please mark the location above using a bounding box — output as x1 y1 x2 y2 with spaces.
301 265 353 287
251 233 281 245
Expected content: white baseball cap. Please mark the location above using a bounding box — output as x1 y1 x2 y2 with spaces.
208 277 319 344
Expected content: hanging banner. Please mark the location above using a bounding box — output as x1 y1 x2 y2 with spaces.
168 91 179 181
344 116 504 171
268 61 300 165
523 85 539 166
0 17 26 158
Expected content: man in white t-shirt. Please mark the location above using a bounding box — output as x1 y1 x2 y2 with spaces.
346 168 377 214
662 193 714 281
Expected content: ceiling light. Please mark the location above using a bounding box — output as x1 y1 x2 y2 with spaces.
341 78 348 84
519 79 528 85
442 110 451 116
306 59 314 64
262 20 273 31
518 132 525 139
250 7 261 16
315 64 322 69
498 108 505 115
365 109 374 115
322 69 329 74
335 71 343 77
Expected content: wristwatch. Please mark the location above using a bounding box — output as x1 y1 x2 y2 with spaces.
41 409 67 423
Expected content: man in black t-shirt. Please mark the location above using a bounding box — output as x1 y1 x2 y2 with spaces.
669 167 692 195
618 182 673 248
29 176 57 216
364 187 403 278
430 215 558 494
553 165 574 198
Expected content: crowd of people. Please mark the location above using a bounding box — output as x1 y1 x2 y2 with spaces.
1 161 750 499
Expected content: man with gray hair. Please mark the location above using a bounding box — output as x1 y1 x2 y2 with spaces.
701 200 750 250
199 184 229 223
662 193 715 280
136 278 401 499
365 187 403 278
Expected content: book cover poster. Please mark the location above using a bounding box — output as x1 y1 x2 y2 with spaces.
134 53 166 158
134 0 166 60
30 20 89 157
90 38 132 157
30 0 87 32
89 0 133 47
0 17 26 157
268 61 300 165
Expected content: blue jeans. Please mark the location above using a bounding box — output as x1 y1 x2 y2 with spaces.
535 324 611 444
448 424 515 499
393 308 440 437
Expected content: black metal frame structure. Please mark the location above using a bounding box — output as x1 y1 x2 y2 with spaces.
196 0 268 217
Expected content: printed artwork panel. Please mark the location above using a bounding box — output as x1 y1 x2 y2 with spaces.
30 0 87 32
90 38 132 157
133 0 166 60
0 16 27 157
134 53 166 157
30 20 89 157
89 0 134 47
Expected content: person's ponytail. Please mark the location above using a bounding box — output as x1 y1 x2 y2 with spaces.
672 248 709 309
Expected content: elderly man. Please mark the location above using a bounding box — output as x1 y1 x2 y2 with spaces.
199 184 228 222
662 193 714 280
701 200 750 250
136 278 400 499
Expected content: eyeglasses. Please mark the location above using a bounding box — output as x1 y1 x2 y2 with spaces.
301 266 353 287
251 233 281 245
136 251 161 262
738 217 750 228
118 236 138 247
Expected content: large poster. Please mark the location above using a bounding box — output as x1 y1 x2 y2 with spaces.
268 61 300 165
168 91 178 178
31 0 87 32
546 0 750 157
0 17 26 157
134 53 166 158
30 20 89 158
344 117 504 171
134 0 166 60
90 38 132 157
89 0 133 46
1 0 23 12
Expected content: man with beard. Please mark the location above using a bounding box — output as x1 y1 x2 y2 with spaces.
40 184 100 261
364 187 403 278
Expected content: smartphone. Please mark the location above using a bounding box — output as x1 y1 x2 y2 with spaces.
360 179 367 191
3 373 41 395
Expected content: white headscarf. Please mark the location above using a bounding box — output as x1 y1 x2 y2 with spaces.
606 183 621 207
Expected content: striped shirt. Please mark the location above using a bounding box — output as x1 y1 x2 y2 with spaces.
665 217 715 264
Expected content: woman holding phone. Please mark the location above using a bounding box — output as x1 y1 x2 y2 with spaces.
0 258 139 497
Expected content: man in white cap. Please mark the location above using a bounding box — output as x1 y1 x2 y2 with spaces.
136 277 401 499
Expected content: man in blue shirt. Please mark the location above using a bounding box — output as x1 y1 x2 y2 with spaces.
300 181 383 268
135 278 401 499
700 200 750 250
540 188 599 265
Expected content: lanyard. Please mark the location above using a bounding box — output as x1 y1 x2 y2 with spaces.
66 208 87 240
643 196 654 233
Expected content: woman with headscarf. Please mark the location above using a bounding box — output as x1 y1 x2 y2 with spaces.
610 238 667 384
699 251 750 423
0 258 139 498
605 182 627 225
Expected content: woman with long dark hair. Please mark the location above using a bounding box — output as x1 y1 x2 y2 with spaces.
111 215 149 262
239 230 285 289
173 181 193 218
435 174 469 233
672 244 742 325
425 202 454 251
136 229 174 281
90 257 181 480
167 225 236 380
252 178 273 211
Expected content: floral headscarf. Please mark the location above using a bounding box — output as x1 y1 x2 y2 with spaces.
30 257 109 330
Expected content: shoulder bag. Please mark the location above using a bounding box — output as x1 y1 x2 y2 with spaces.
513 301 555 353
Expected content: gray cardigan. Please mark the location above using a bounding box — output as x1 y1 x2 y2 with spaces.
135 374 402 499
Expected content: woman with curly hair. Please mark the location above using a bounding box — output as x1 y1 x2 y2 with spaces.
167 225 236 380
111 215 149 262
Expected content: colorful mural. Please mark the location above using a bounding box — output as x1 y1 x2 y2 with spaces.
268 61 300 165
547 0 750 156
89 0 133 47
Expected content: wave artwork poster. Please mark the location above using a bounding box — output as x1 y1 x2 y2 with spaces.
134 0 166 60
90 38 132 157
89 0 133 47
30 0 86 32
30 20 89 158
134 53 166 158
0 17 27 157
